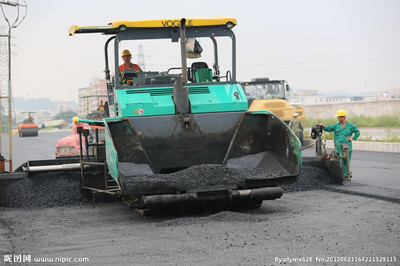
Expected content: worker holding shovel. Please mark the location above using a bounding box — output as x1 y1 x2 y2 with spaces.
319 109 360 181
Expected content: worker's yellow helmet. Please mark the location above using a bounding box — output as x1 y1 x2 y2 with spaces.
72 116 79 123
335 109 347 117
121 49 131 57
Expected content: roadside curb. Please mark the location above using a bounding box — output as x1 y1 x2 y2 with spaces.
323 183 400 204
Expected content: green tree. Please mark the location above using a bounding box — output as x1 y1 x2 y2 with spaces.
52 110 78 121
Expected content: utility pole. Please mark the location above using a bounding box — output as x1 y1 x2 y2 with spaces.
0 0 27 171
0 26 8 154
138 44 146 71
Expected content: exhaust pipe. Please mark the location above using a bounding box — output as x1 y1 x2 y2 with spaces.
173 18 190 115
180 18 188 84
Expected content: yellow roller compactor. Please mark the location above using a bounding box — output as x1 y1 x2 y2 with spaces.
241 78 305 123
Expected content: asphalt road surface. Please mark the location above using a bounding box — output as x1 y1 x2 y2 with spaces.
1 192 398 265
0 130 71 170
302 148 400 190
0 131 399 265
351 150 400 190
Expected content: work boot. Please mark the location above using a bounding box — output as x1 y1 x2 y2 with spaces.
344 173 352 181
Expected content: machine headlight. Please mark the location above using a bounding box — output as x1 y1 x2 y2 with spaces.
226 22 235 29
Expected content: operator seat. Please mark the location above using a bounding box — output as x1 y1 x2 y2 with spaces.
188 62 213 83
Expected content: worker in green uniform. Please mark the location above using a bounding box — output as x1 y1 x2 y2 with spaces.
289 112 304 145
320 109 360 180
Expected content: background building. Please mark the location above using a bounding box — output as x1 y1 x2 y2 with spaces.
78 79 107 118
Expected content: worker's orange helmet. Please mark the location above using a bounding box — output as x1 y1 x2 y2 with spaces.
121 49 131 57
72 116 79 123
335 109 347 117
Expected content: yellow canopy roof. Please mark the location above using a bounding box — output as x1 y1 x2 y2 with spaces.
69 17 237 35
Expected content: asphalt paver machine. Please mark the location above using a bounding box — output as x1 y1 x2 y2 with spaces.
67 17 303 210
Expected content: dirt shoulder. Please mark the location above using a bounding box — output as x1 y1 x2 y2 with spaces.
1 190 398 265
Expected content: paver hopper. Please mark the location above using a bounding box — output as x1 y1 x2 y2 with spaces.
69 17 302 209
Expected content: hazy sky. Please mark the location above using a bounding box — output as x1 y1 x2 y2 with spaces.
1 0 399 102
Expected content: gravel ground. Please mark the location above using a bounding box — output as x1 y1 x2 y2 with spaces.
0 165 399 265
156 211 266 227
0 172 88 209
0 191 398 265
282 165 334 192
0 172 118 209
